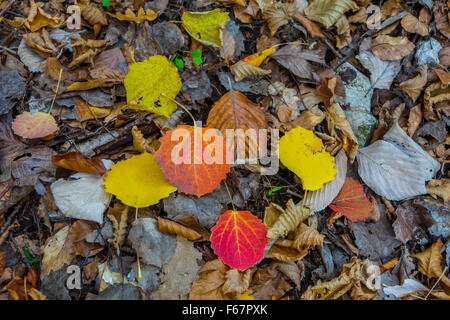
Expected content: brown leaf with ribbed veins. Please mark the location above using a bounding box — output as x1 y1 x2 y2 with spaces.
74 98 111 121
230 61 271 82
173 214 211 241
292 13 324 38
265 199 311 239
266 239 309 261
372 35 415 61
106 203 129 256
79 2 108 26
412 239 450 287
262 2 295 36
399 65 428 102
426 179 450 202
206 90 268 159
293 223 324 250
51 151 106 175
407 104 422 137
157 216 201 241
284 109 325 131
401 13 429 36
423 82 450 120
131 125 152 153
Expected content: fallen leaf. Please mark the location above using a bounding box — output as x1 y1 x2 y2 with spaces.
383 279 428 298
51 151 106 175
182 9 230 47
210 210 268 270
371 35 415 61
154 125 230 197
230 61 271 82
107 8 157 24
407 104 423 137
266 240 309 261
40 225 73 278
304 0 358 29
206 90 268 159
265 199 310 239
358 48 401 90
125 55 182 118
74 98 111 122
103 153 177 208
357 122 440 201
79 1 108 26
423 82 450 120
157 217 201 241
292 12 324 38
279 126 337 191
51 160 113 223
401 13 429 37
426 179 450 202
12 112 58 139
293 223 324 249
189 259 230 300
435 69 450 85
399 65 428 102
392 201 435 243
412 239 450 287
303 149 347 213
262 2 295 36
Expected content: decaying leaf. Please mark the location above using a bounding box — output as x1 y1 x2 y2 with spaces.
358 48 401 90
371 35 415 61
279 126 337 191
407 104 423 137
131 125 152 153
106 203 129 256
125 55 182 118
304 0 358 29
103 153 177 208
266 199 311 239
423 82 450 120
426 179 450 202
412 239 450 287
401 12 429 37
210 210 268 270
262 1 295 36
230 61 271 82
107 8 157 24
51 151 106 175
157 217 201 241
292 12 324 38
182 9 230 47
293 223 324 250
79 1 108 25
399 65 428 102
12 112 58 139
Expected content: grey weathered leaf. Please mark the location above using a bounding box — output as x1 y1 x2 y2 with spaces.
415 37 442 66
272 44 325 79
358 50 400 90
18 39 45 73
303 149 347 213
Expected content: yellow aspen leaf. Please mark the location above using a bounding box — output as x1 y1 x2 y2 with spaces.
124 55 182 118
12 111 58 139
279 126 337 191
182 9 230 48
103 153 177 208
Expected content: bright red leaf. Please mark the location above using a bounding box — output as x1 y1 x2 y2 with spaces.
329 177 373 222
210 210 268 270
154 125 230 197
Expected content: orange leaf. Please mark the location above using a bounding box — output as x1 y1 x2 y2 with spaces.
329 177 373 222
211 210 268 270
241 47 277 67
435 69 450 85
154 125 230 197
12 112 58 139
51 151 106 175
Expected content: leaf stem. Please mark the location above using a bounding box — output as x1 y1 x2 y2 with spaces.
160 92 197 125
224 181 236 211
135 207 142 279
48 68 63 114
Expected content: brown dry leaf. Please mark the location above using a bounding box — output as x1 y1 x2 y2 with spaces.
108 8 158 24
220 0 247 6
206 90 268 158
4 0 63 32
399 65 428 102
317 77 337 109
234 0 261 23
304 0 358 29
401 9 430 37
407 104 423 137
74 98 111 122
326 103 358 162
51 151 106 175
348 7 367 23
284 109 325 131
230 60 271 82
106 203 129 256
308 257 377 300
372 35 415 61
222 268 253 296
265 199 311 239
293 223 324 250
131 125 152 153
250 268 292 300
298 84 323 108
173 214 211 241
412 239 450 287
23 29 57 57
79 1 108 26
435 69 450 85
262 2 295 36
66 220 103 257
0 250 5 277
41 57 67 81
423 82 450 120
392 201 435 243
220 29 236 61
68 35 109 68
433 1 450 39
65 79 108 92
157 216 201 241
292 12 324 38
189 260 230 300
277 105 292 123
426 179 450 202
89 67 125 84
266 239 309 262
40 225 73 278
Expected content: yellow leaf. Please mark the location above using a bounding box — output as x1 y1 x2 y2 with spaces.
238 293 255 300
279 126 337 191
124 55 182 118
107 8 157 24
103 153 177 208
182 9 230 47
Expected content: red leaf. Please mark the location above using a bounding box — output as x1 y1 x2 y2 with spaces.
12 112 58 139
329 177 373 222
51 151 106 175
210 210 268 270
154 125 230 197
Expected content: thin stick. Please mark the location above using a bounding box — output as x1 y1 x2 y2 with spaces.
160 92 196 125
48 68 63 114
224 181 236 211
134 207 142 279
0 0 14 19
424 266 448 300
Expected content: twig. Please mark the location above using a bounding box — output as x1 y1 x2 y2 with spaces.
0 45 17 55
0 0 15 19
0 179 14 200
424 266 448 300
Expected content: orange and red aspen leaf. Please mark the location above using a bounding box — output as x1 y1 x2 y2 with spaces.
210 210 268 270
329 177 373 222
